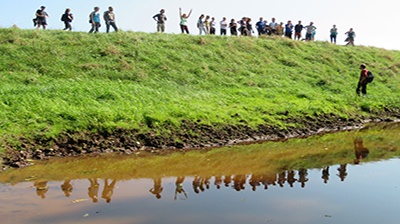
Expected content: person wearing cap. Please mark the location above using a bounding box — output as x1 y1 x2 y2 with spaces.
153 9 167 32
356 64 369 96
35 6 49 29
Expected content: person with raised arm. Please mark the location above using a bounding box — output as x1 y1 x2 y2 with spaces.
179 8 192 34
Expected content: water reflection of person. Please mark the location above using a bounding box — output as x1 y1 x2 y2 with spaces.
214 176 223 189
174 176 188 200
224 175 232 187
34 180 49 199
149 178 163 199
298 168 309 188
61 179 73 197
278 172 286 187
354 137 369 164
322 166 330 184
337 164 348 181
261 173 277 190
192 175 203 194
88 178 100 203
249 174 261 191
232 175 246 191
287 170 297 187
102 179 117 203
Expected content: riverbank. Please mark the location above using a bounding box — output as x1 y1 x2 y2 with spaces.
1 28 400 167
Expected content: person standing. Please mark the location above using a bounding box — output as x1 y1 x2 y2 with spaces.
61 8 73 31
276 22 284 36
356 64 369 96
179 8 192 34
104 6 118 33
197 14 207 35
294 21 303 40
35 6 49 29
204 15 211 34
153 9 167 32
255 17 266 36
89 6 101 33
285 20 294 39
304 22 316 41
210 17 216 35
345 28 355 46
330 25 338 44
229 19 237 36
220 17 228 35
269 18 278 35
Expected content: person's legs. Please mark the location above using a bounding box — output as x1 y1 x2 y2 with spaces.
111 21 118 32
106 21 111 33
95 22 100 33
361 83 367 95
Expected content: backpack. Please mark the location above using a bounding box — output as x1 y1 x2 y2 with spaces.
366 70 374 83
61 13 67 22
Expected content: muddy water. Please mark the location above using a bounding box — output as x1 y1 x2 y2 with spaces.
0 123 399 224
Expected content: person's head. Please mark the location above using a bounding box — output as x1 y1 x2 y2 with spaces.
272 17 276 22
259 17 263 21
182 13 187 18
350 28 353 31
205 15 210 20
65 8 70 13
211 17 215 21
109 6 114 11
94 6 100 12
160 9 165 14
280 22 284 25
310 22 314 25
297 20 301 24
222 17 226 21
360 64 366 69
333 24 336 28
288 20 292 24
41 6 46 10
200 14 204 19
231 19 235 22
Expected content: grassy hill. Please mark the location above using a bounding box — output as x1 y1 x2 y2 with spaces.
0 28 399 155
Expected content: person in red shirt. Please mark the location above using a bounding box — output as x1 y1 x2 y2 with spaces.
356 64 369 96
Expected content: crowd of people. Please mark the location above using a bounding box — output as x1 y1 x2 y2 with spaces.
32 6 357 45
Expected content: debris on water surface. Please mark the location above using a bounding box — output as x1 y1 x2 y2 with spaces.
72 198 89 204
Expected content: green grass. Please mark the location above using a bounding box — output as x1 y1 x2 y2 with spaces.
0 28 400 152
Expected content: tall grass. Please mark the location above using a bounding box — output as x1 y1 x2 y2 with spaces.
0 28 399 151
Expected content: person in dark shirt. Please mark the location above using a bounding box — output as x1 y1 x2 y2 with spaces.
35 6 49 29
229 19 238 36
294 20 303 40
153 9 167 32
61 8 73 31
356 64 369 96
255 17 266 36
285 20 294 39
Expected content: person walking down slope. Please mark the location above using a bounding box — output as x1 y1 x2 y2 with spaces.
35 6 49 29
304 22 316 41
61 8 73 31
153 9 167 32
356 64 370 96
179 8 192 34
345 28 355 46
89 7 101 33
104 6 118 33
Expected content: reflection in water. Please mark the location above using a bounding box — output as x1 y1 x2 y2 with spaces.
149 178 163 199
174 176 188 200
337 164 348 181
354 137 369 164
102 179 117 203
88 178 100 203
322 166 330 184
60 179 73 197
34 180 48 199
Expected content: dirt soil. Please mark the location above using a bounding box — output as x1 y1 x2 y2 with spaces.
2 112 400 169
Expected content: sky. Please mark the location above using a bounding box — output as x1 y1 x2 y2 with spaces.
1 0 399 50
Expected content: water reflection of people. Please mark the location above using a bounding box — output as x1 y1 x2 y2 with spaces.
192 176 204 194
249 174 261 191
149 178 163 199
298 169 308 188
34 180 49 199
224 175 232 187
261 173 277 190
61 179 73 197
322 166 330 184
337 164 348 181
174 176 188 200
214 176 223 189
102 179 117 203
88 178 100 203
354 137 369 164
278 172 286 187
232 175 246 191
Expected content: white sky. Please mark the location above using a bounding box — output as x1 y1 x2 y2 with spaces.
1 0 399 50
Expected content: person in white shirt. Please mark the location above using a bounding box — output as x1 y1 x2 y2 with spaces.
220 17 228 35
269 17 278 35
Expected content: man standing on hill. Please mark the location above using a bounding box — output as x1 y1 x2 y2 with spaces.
294 21 303 40
153 9 167 32
104 6 118 33
285 20 294 39
356 64 369 96
304 22 316 41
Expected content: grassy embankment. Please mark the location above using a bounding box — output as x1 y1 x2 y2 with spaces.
0 28 400 153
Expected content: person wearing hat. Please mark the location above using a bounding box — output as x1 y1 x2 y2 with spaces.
35 6 49 29
153 9 167 32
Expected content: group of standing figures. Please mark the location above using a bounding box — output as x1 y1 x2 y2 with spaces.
33 6 357 45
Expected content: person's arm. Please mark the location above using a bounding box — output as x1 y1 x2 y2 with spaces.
187 9 192 18
103 11 108 21
179 8 182 18
90 12 95 24
152 14 158 22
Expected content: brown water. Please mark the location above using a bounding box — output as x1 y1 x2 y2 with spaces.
1 123 399 224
